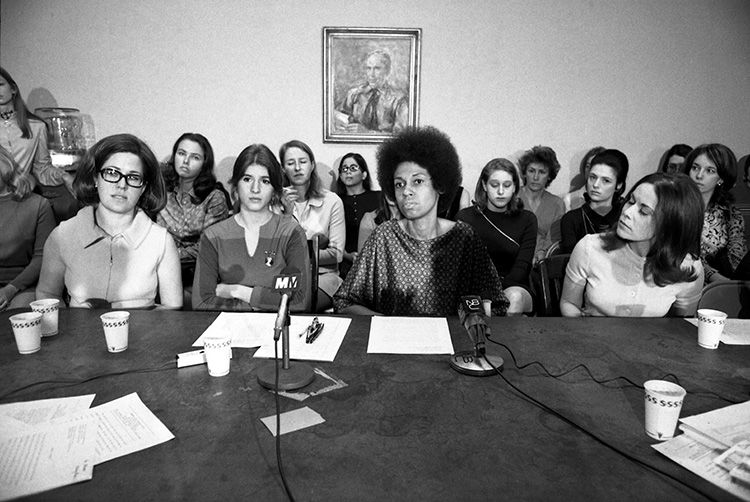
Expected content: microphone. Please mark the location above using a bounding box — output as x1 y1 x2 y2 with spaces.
272 273 300 338
450 295 503 377
257 273 314 391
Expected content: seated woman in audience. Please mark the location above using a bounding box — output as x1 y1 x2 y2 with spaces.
658 144 692 174
563 146 605 212
0 147 55 310
682 143 748 282
560 173 704 317
0 67 78 222
357 192 401 251
193 144 309 311
335 152 380 278
37 134 182 309
560 149 629 254
279 140 344 311
157 133 230 285
456 158 537 315
334 126 509 317
518 145 565 262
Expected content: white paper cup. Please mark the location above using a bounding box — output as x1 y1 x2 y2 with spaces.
696 309 727 349
204 336 231 377
30 299 60 337
100 311 130 353
644 380 686 440
9 312 43 354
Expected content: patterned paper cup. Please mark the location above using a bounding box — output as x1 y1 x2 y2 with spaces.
644 380 686 440
203 336 231 377
30 298 60 337
9 312 43 354
696 309 727 349
100 311 130 353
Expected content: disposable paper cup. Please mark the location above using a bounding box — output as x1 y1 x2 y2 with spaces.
204 336 231 377
9 312 43 354
696 309 727 349
100 311 130 353
30 299 60 337
644 380 686 440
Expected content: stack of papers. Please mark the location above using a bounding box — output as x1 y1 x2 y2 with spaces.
653 400 750 500
0 393 174 500
367 316 454 354
193 313 351 362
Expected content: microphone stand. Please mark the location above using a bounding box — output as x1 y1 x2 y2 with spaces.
257 294 315 390
450 310 504 377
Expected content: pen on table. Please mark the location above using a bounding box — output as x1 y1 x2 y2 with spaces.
306 323 324 344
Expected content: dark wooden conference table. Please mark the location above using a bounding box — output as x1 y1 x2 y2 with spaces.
1 308 748 501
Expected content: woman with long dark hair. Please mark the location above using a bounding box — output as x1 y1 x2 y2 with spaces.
561 173 704 317
157 133 230 284
335 152 380 277
193 144 309 311
560 149 629 254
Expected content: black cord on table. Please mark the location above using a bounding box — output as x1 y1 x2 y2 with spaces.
486 337 740 404
273 340 296 502
0 360 176 401
479 353 717 501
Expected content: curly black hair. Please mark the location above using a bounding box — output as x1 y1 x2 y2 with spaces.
517 145 561 187
376 126 462 206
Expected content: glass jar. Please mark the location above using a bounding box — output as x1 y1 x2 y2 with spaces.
35 107 87 171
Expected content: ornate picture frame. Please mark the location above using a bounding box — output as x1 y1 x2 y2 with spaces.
323 27 421 143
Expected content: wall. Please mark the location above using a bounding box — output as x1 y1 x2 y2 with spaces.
1 0 749 194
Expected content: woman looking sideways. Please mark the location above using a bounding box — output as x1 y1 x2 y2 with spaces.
193 144 309 311
335 152 380 278
157 133 230 284
682 143 748 282
518 145 565 262
456 158 537 315
560 149 629 254
36 134 182 309
279 140 345 311
0 147 55 310
560 173 704 317
334 126 508 317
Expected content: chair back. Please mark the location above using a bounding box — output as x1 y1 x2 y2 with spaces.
307 235 320 313
535 253 571 316
697 280 750 318
544 240 562 259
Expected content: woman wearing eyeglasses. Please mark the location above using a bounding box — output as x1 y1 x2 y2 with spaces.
335 152 380 278
36 134 182 309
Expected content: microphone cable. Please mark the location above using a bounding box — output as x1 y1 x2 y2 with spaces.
0 359 176 402
486 337 741 405
478 350 719 501
272 339 296 502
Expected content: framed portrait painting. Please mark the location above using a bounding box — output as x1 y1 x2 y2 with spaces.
323 27 421 143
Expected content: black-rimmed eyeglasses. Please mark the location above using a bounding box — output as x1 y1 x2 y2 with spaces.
339 165 361 174
99 168 145 188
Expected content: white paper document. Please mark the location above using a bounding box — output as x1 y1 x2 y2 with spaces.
252 316 351 362
260 406 325 436
685 318 750 345
54 392 174 465
0 394 96 430
367 316 454 354
193 312 276 348
0 417 96 501
679 400 750 449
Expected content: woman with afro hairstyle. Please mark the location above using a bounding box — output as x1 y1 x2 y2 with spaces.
334 126 508 316
518 145 565 262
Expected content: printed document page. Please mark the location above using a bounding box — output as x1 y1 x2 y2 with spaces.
193 312 277 348
253 316 351 362
367 316 454 354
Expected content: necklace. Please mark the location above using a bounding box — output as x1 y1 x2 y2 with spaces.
0 110 15 121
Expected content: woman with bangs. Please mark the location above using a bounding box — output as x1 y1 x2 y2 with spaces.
157 133 230 285
0 147 55 310
37 134 182 309
560 149 629 254
279 140 345 311
682 143 749 282
193 144 309 311
456 158 537 315
561 173 704 317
